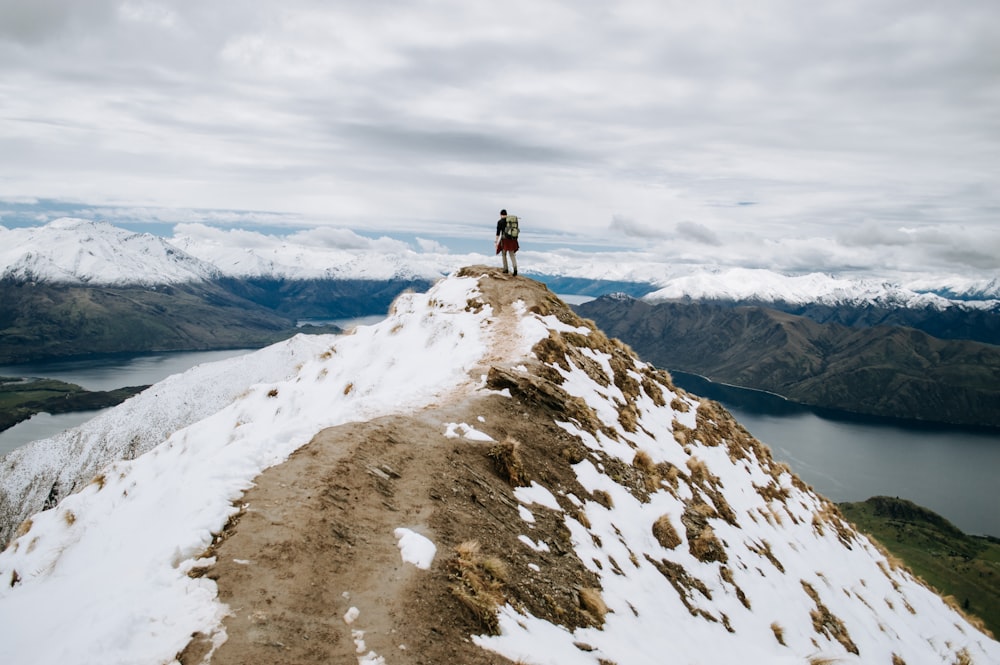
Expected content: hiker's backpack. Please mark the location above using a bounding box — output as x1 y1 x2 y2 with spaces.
504 215 520 239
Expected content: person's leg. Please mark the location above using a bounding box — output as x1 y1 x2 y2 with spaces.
501 249 509 273
511 252 518 276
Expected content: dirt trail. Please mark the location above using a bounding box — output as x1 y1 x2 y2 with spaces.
182 269 577 664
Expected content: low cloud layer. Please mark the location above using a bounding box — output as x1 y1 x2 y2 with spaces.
0 0 997 277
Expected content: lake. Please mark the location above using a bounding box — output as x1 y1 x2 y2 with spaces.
0 348 254 455
2 340 997 537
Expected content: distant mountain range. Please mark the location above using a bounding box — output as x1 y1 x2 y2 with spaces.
576 295 1000 427
3 220 998 428
0 220 437 363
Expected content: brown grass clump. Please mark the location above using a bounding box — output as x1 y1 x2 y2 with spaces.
720 566 751 610
532 332 572 371
488 437 526 486
652 515 682 550
90 474 106 490
681 499 728 564
266 388 278 398
802 580 859 655
592 489 614 510
633 450 662 492
672 421 695 445
951 648 972 665
633 450 655 474
670 397 690 413
62 510 76 526
770 621 786 646
617 401 639 433
343 382 354 395
449 540 509 634
808 658 841 665
640 370 666 406
747 538 785 573
892 653 907 665
578 587 609 623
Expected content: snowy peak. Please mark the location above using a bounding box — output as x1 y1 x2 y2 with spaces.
642 267 998 311
170 228 445 281
0 267 996 665
0 219 220 285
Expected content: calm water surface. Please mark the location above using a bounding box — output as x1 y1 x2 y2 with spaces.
0 349 254 454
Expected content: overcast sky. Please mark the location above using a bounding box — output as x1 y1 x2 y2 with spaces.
0 0 997 278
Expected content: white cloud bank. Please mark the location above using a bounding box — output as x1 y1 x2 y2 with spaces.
0 0 997 277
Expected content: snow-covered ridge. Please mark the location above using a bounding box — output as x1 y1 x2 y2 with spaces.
641 267 1000 310
170 227 447 282
4 220 997 309
0 219 220 285
0 270 533 663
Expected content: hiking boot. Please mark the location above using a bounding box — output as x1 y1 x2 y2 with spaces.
513 269 518 276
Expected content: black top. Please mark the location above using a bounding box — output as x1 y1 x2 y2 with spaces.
496 217 507 236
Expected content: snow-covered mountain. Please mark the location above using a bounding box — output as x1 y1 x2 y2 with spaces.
1 267 995 665
170 227 450 282
5 220 997 311
0 219 220 285
640 267 999 311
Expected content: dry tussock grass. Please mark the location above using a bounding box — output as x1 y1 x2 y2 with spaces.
62 510 76 526
90 474 106 490
681 499 728 564
892 654 907 665
719 565 751 610
672 421 695 445
747 538 785 573
592 489 614 510
652 514 682 550
802 580 859 655
770 621 786 646
578 587 609 622
657 462 684 491
449 540 509 634
632 450 662 491
533 332 572 371
488 437 526 486
952 648 972 665
640 370 666 406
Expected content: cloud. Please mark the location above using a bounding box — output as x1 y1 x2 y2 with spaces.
609 215 669 240
288 227 412 253
676 221 721 246
416 237 449 253
0 0 997 278
0 0 118 44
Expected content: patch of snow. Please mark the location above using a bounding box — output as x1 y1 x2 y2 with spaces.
513 481 562 511
518 535 551 553
443 422 494 441
393 528 437 570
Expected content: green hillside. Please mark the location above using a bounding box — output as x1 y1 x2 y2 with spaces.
840 496 999 639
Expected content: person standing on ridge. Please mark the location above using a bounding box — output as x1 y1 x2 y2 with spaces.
495 209 519 276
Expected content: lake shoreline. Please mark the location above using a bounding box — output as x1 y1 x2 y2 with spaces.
670 369 1000 434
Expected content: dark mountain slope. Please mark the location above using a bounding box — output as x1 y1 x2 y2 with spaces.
576 296 1000 427
0 280 297 363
